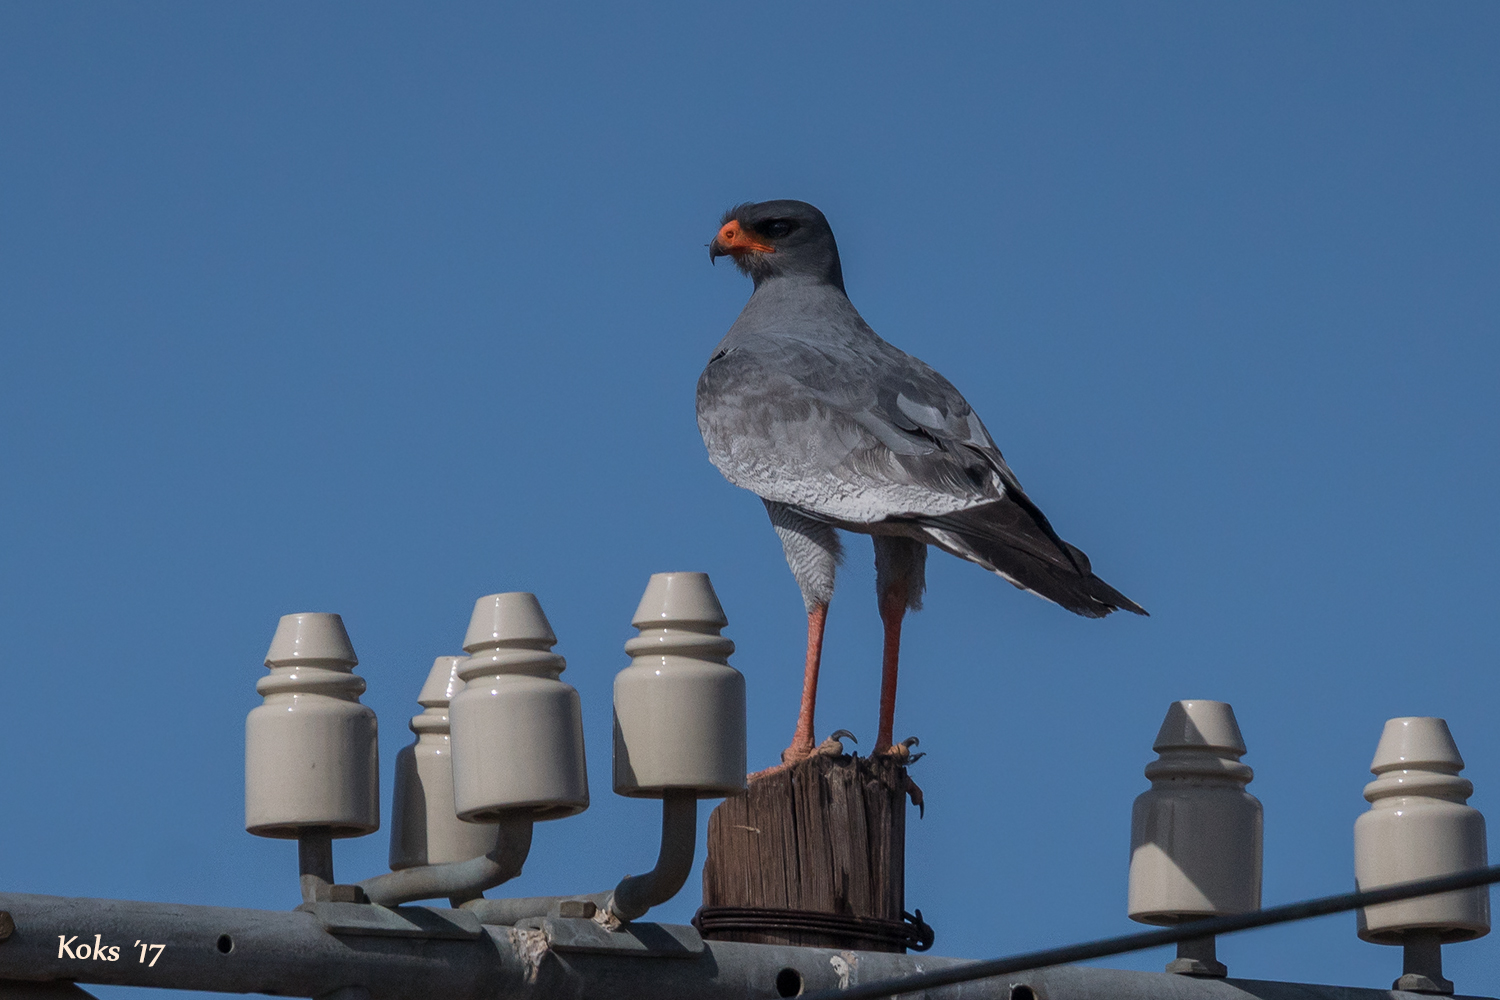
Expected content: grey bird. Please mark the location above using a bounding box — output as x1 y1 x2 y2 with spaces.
697 200 1146 773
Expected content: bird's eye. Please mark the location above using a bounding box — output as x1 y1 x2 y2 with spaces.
760 219 796 238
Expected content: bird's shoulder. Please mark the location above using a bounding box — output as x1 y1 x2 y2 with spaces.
695 287 1022 523
699 307 999 457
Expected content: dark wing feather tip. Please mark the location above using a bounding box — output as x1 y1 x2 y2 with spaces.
911 499 1146 618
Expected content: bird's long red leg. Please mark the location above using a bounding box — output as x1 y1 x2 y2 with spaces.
789 601 828 759
750 602 829 780
874 580 907 755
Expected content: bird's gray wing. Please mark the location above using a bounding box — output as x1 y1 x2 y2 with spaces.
696 335 1017 524
697 333 1146 618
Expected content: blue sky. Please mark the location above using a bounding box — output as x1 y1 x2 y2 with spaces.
2 3 1498 996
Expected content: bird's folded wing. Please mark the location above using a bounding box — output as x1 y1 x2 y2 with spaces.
696 336 1020 525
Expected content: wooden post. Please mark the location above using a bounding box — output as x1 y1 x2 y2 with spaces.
697 752 928 953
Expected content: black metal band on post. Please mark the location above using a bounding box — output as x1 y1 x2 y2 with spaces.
796 864 1500 1000
694 906 934 952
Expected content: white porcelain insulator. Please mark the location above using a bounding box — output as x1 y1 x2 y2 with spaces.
245 613 379 838
1128 700 1262 924
614 572 747 798
389 656 501 870
450 592 589 823
1355 717 1490 943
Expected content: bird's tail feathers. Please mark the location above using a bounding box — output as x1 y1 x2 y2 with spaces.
913 500 1147 619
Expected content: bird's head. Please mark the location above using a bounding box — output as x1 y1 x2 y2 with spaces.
709 199 845 291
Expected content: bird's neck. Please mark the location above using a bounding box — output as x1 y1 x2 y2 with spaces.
734 274 875 345
751 263 846 296
748 271 848 301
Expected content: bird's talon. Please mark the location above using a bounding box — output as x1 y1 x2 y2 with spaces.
815 729 857 756
878 736 924 763
900 736 925 765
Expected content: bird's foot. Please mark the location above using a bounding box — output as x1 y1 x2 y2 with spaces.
747 736 817 782
905 775 925 818
747 759 795 782
748 730 857 781
876 736 925 765
871 738 925 815
815 729 857 756
747 758 799 782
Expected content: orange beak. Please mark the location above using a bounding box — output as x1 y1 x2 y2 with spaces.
709 220 776 260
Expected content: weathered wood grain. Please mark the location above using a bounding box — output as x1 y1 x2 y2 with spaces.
700 753 909 951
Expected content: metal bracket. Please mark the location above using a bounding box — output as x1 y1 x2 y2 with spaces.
517 916 704 957
298 902 483 940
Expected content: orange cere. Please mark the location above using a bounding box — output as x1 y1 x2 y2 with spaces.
715 220 776 256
